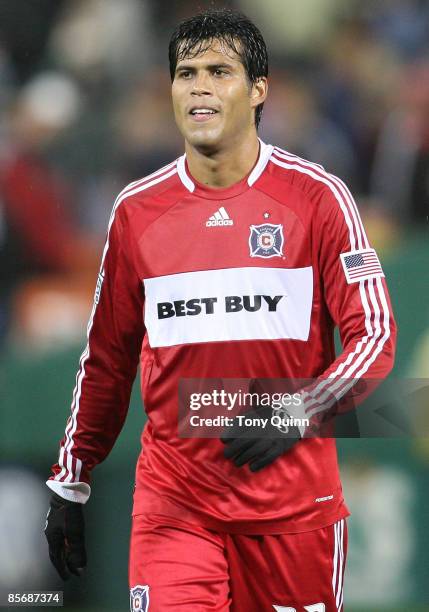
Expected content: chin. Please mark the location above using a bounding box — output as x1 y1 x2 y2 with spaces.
186 129 223 152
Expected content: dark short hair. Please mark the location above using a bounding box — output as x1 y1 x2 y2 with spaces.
168 8 268 128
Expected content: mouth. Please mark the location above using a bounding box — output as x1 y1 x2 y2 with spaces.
188 107 219 123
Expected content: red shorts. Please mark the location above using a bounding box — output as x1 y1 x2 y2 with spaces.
129 516 347 612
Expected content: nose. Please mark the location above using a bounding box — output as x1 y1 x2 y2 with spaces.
191 71 212 96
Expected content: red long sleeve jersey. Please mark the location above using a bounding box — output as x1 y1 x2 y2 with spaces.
48 142 396 534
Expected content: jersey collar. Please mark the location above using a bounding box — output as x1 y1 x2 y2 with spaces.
177 139 274 198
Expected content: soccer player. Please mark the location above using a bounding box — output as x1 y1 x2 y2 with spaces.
44 9 396 612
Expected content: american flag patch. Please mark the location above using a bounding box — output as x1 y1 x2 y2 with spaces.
340 248 384 284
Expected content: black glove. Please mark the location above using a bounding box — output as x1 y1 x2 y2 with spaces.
44 493 86 580
220 404 303 472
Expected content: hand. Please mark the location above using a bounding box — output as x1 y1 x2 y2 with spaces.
220 404 302 472
44 493 87 580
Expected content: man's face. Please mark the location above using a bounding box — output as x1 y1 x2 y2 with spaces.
172 40 263 152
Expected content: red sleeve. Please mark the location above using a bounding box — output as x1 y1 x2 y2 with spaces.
47 195 145 503
301 177 397 427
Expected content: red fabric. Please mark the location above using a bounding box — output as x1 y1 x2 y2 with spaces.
49 145 396 533
129 514 347 611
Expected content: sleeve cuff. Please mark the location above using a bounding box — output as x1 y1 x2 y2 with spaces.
46 480 91 504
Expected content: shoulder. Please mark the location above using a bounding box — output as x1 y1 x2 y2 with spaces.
268 145 354 210
269 145 367 247
114 159 181 214
107 157 188 241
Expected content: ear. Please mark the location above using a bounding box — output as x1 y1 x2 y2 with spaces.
250 77 268 109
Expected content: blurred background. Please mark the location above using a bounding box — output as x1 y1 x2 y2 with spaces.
0 0 428 610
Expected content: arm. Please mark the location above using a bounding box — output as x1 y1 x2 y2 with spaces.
299 179 397 425
46 196 145 503
222 178 397 469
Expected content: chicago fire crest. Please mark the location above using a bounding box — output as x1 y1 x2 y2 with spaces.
249 223 284 258
130 585 149 612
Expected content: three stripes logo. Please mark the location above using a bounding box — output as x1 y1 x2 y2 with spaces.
206 206 234 227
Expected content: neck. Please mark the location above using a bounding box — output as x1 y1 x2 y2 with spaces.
185 133 260 189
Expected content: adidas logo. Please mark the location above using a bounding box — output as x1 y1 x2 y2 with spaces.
206 206 234 227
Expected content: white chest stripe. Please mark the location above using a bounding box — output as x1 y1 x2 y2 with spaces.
144 267 313 348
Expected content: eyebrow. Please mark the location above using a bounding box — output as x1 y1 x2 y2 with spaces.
175 62 236 72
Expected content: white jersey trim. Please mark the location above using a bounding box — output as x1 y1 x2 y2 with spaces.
248 139 274 185
332 519 345 610
46 479 91 504
176 155 195 192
